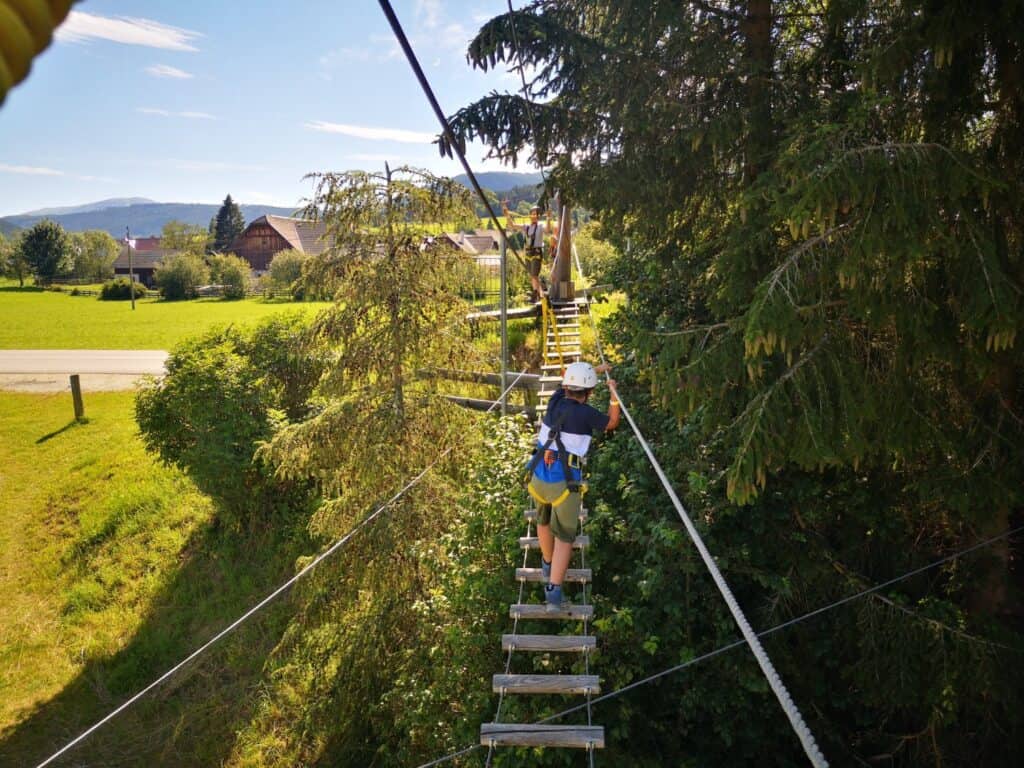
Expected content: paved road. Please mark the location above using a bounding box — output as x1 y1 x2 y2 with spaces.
0 350 168 392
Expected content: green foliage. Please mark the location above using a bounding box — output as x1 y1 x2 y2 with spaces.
233 415 532 766
210 194 246 253
161 219 210 256
69 230 119 282
261 167 482 536
0 231 27 286
155 252 210 300
268 248 307 295
135 314 322 521
207 252 251 300
99 278 146 301
18 219 71 284
573 221 618 283
453 1 1024 764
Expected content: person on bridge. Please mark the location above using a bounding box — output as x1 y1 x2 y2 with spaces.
527 361 620 610
504 202 546 299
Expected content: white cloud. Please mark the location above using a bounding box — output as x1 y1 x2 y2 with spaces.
146 64 193 79
0 163 64 176
305 121 437 144
56 11 201 52
416 0 443 29
137 108 216 119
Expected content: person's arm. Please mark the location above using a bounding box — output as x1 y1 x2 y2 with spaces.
605 379 621 431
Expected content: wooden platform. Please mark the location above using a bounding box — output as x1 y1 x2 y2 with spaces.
510 603 594 620
516 567 591 583
480 723 605 749
502 633 596 652
493 674 600 695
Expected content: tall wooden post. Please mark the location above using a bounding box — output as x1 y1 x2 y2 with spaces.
126 226 136 311
500 232 509 416
550 197 573 299
70 375 84 421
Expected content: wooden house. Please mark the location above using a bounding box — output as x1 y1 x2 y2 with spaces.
229 215 329 273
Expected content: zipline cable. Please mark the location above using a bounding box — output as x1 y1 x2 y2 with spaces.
376 0 533 277
572 247 828 765
416 522 1024 768
34 371 532 768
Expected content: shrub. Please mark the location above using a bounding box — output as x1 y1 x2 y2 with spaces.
155 253 209 300
135 313 323 522
208 253 252 300
268 249 307 297
99 278 146 301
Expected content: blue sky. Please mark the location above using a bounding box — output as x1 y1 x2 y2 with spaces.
0 0 534 216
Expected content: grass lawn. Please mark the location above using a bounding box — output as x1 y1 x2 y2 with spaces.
0 391 215 734
0 392 313 765
0 280 328 349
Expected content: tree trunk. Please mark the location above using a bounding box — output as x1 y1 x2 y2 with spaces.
741 0 773 184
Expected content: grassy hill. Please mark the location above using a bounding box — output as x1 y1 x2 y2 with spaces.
0 392 313 766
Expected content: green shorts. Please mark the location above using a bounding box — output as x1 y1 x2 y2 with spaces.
528 476 582 543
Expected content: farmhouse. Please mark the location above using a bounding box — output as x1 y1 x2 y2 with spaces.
229 215 329 273
112 246 175 287
441 229 500 255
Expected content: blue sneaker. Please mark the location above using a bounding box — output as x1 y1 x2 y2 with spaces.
545 583 569 612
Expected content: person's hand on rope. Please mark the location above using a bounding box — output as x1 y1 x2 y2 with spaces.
595 362 612 375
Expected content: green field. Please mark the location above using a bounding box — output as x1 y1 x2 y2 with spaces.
0 392 308 764
0 281 328 349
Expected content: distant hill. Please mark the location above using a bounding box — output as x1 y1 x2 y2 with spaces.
0 201 302 237
20 197 156 217
0 219 20 238
453 171 543 193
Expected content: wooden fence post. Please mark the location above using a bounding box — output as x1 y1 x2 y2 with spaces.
70 375 85 421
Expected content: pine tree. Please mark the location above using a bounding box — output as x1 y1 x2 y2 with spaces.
451 2 1024 764
211 194 245 253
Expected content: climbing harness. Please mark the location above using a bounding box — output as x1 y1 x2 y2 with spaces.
524 398 586 504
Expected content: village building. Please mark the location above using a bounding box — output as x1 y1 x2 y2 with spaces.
229 215 329 273
112 245 174 287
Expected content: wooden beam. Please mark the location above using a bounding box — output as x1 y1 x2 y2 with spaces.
442 395 535 417
480 723 604 749
493 674 600 695
502 634 596 652
520 535 589 549
510 603 594 621
466 304 539 322
516 567 591 583
419 368 541 389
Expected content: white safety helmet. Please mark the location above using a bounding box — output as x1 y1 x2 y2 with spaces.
562 361 598 391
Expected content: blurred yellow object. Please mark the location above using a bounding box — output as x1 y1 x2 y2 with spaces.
0 0 75 107
6 0 55 51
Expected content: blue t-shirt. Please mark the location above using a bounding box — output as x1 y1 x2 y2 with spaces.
531 389 610 483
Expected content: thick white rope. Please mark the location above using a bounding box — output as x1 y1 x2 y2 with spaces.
572 243 829 767
35 370 531 768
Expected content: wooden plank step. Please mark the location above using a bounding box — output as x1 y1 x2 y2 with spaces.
493 674 600 695
516 567 592 583
545 350 582 358
510 603 594 620
523 507 587 520
520 535 589 549
480 723 604 749
539 375 563 383
502 634 596 652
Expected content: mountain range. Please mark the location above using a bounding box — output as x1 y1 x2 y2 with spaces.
0 173 544 238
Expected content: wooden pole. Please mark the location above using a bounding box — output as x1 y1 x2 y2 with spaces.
126 226 136 311
500 232 508 416
70 375 84 421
